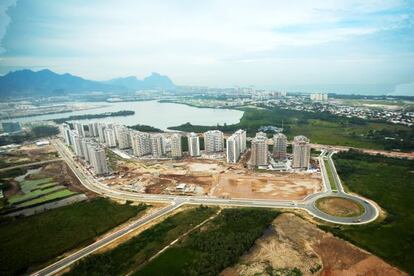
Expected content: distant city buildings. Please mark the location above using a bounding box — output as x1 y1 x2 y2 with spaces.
249 133 268 167
292 135 311 169
310 93 328 102
273 133 287 160
203 130 224 153
1 122 21 133
187 132 200 157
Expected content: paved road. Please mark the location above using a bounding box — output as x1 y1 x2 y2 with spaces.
0 158 62 172
32 139 380 276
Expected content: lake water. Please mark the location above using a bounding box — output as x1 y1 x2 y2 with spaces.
6 100 244 130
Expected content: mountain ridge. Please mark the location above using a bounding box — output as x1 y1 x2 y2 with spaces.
0 69 176 97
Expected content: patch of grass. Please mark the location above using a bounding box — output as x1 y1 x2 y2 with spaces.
20 177 55 193
66 206 217 276
137 208 279 276
16 189 77 207
0 198 147 275
8 185 66 204
323 159 337 191
320 150 414 274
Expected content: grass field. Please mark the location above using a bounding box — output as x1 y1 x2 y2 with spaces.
137 208 279 276
66 206 217 275
0 198 147 275
324 159 337 191
320 150 414 274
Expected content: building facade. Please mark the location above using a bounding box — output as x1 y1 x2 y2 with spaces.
151 134 165 157
131 131 152 157
292 135 311 169
203 130 224 153
249 134 268 167
170 133 182 158
104 128 117 148
88 145 109 175
226 134 240 163
187 132 200 157
273 133 287 160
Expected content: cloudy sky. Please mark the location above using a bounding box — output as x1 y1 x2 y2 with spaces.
0 0 413 94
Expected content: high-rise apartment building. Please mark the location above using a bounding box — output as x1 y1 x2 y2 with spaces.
151 134 165 157
203 130 224 153
61 123 72 145
131 131 152 157
249 134 268 167
235 129 247 153
115 126 131 149
187 132 200 157
97 123 106 143
226 134 240 163
292 135 311 169
71 131 84 158
73 122 85 137
104 128 117 148
88 145 109 175
273 133 287 160
170 133 182 158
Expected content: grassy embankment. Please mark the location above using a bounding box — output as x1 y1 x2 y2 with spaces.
137 208 279 276
168 107 413 151
324 159 337 191
320 150 414 274
66 206 217 275
0 198 147 275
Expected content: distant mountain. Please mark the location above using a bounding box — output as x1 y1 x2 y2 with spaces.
105 72 175 90
0 69 176 98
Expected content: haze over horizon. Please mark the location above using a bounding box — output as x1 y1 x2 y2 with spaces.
0 0 413 95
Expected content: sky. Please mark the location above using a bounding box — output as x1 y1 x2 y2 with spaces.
0 0 413 94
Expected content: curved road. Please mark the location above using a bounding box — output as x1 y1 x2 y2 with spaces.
32 140 380 276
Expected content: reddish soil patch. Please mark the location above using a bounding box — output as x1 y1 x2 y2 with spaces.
316 197 364 217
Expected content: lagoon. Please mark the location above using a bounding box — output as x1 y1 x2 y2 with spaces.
7 100 244 130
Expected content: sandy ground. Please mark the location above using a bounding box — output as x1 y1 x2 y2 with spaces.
106 158 322 200
221 213 406 276
213 172 322 200
316 197 363 217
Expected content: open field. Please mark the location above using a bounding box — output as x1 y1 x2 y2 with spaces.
222 213 405 276
316 196 364 217
105 158 322 200
0 144 58 169
136 208 279 276
66 206 217 275
1 161 87 210
321 150 414 274
0 198 147 275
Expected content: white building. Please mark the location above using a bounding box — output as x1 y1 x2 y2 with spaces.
273 133 287 160
71 131 84 158
235 129 247 153
131 131 152 157
61 123 72 145
115 126 131 149
187 132 200 157
203 130 224 153
226 134 240 163
104 128 117 148
73 122 85 137
310 93 328 102
87 122 99 137
88 145 109 175
97 123 106 143
292 135 311 169
151 134 165 157
249 134 268 167
170 133 182 158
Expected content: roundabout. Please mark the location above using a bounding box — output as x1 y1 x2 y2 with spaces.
315 196 364 218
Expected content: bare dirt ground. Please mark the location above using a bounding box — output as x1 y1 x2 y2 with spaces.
1 144 58 166
213 172 322 200
221 213 406 276
105 158 322 200
316 197 364 217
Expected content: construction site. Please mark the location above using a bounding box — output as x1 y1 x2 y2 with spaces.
103 155 323 201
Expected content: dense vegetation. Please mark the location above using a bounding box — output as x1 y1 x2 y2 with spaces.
66 206 216 275
137 208 279 276
320 150 414 274
0 125 59 146
0 198 146 275
168 107 413 151
52 110 134 123
129 124 163 132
